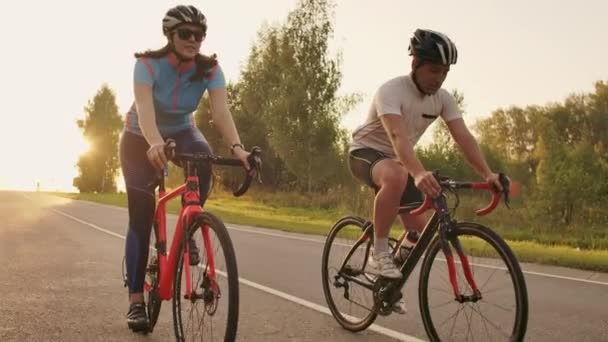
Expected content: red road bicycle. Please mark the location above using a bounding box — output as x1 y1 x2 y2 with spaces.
123 139 262 341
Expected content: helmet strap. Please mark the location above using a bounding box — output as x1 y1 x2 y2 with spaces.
411 61 431 96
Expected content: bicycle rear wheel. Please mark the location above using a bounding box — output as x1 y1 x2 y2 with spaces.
321 216 378 332
172 212 239 342
419 222 528 342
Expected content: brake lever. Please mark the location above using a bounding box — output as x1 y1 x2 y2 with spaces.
248 147 263 184
145 139 176 190
254 157 263 184
498 173 511 209
164 139 176 160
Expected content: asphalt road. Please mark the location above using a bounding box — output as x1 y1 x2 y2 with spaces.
1 191 607 341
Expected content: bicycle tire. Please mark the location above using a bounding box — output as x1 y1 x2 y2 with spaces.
321 216 378 332
146 249 162 332
418 222 528 342
172 212 239 342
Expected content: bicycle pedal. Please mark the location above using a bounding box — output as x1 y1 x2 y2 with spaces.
128 320 150 334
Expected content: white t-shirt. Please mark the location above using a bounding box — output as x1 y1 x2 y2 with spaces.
350 74 462 158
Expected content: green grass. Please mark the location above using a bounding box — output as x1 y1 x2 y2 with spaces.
59 191 341 235
54 191 608 273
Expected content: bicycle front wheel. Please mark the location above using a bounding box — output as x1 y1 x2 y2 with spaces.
419 222 528 342
172 212 239 342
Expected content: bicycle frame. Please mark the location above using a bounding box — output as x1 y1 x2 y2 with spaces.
391 196 479 302
339 188 500 307
149 171 217 301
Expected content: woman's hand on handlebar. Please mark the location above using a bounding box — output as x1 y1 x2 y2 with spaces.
147 141 169 170
232 145 253 174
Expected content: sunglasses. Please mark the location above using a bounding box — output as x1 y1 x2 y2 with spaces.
175 28 205 42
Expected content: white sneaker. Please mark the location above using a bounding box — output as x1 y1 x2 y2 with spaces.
392 298 407 314
367 252 402 279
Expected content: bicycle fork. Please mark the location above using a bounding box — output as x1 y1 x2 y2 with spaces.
439 225 481 303
183 220 219 301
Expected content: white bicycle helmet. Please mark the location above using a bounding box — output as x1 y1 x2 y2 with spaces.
408 29 458 65
162 5 207 35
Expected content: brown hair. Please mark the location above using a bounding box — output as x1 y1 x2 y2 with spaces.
134 43 218 81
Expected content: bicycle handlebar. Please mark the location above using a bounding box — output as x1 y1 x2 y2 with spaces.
163 139 262 197
410 172 512 216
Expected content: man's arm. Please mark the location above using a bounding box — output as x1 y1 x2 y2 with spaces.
380 115 425 176
380 114 441 197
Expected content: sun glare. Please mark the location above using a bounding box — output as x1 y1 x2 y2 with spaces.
0 119 94 193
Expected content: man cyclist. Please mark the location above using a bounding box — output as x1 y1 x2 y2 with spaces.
348 28 504 313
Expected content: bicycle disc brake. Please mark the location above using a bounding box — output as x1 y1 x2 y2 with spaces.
200 273 220 315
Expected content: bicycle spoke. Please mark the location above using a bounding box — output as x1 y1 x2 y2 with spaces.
438 272 452 289
345 295 375 313
481 284 512 297
335 272 374 313
480 299 513 313
189 303 197 339
195 304 205 341
464 304 475 342
447 306 465 340
430 286 454 295
478 267 500 290
468 303 511 339
476 302 494 342
439 304 465 328
431 298 459 309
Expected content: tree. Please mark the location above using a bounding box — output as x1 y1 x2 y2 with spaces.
474 105 544 186
430 89 465 151
235 0 360 192
587 81 608 160
535 109 607 225
73 84 123 193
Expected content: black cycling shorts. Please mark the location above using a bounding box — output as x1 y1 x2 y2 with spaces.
348 148 423 210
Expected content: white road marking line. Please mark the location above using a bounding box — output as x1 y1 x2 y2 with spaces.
39 194 608 287
48 206 424 342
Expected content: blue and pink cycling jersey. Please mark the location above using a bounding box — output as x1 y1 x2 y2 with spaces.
125 52 226 136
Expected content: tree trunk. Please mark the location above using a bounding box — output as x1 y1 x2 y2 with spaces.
566 202 574 225
101 159 108 193
307 138 313 193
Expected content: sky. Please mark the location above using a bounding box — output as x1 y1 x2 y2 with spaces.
1 0 606 192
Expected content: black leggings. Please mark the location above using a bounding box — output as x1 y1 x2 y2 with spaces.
120 128 212 294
